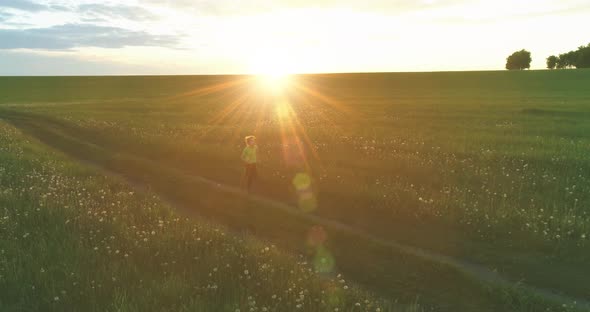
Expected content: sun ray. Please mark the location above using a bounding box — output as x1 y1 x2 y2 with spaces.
196 92 250 140
166 77 252 103
285 100 321 162
274 97 316 171
291 80 356 116
165 72 353 180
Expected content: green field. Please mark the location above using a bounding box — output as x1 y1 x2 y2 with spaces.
1 70 590 311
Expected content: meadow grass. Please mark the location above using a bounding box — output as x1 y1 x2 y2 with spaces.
0 122 398 312
1 70 589 310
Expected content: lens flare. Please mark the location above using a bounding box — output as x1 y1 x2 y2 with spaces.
293 172 317 212
307 225 327 247
298 191 317 212
313 245 335 273
292 172 312 191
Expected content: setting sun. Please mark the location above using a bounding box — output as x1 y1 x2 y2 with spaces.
256 73 291 94
247 48 295 94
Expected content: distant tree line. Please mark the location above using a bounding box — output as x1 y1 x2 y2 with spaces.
505 43 590 70
546 43 590 69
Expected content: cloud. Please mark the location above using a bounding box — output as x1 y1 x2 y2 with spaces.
0 24 179 50
0 0 46 12
0 47 236 75
0 11 14 22
77 4 160 22
2 0 589 75
0 49 157 75
0 1 161 24
144 0 464 15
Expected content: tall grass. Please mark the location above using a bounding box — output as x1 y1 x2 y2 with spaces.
0 122 397 312
1 70 589 310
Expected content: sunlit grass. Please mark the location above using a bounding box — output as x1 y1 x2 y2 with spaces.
0 121 397 312
1 70 589 311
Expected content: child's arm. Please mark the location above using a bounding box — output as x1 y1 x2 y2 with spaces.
240 148 248 163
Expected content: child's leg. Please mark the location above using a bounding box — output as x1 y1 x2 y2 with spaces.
240 166 248 190
246 165 256 192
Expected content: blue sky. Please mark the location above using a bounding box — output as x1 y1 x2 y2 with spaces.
1 0 589 75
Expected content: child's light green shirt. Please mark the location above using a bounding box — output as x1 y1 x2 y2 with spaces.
241 145 257 164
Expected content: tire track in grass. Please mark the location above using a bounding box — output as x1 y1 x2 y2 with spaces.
2 109 589 311
98 154 590 312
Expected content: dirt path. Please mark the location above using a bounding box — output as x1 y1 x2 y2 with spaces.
2 109 589 311
143 159 590 310
106 153 590 312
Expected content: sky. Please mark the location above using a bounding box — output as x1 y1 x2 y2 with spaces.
0 0 589 75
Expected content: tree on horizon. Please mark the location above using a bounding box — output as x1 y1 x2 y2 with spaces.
546 55 558 69
550 43 590 69
506 49 532 70
574 44 590 68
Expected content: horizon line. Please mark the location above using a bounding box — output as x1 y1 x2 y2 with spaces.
2 68 579 78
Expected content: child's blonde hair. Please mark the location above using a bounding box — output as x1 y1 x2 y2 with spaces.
245 135 256 145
